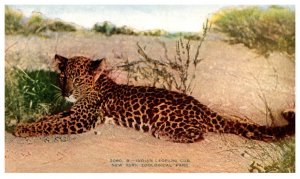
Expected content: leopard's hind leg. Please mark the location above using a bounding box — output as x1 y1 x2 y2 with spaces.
151 120 204 143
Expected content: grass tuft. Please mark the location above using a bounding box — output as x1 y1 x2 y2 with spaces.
211 6 295 57
5 6 24 35
5 67 71 132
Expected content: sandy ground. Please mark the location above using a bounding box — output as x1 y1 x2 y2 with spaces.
5 32 295 172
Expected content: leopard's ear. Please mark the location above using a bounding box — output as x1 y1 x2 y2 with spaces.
89 58 107 82
54 54 68 71
89 58 107 72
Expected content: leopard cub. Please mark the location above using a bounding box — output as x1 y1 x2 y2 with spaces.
14 55 295 143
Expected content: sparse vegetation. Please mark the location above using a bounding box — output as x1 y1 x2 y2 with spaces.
139 29 168 37
24 12 76 35
115 25 138 36
166 32 202 40
247 138 295 173
212 6 295 57
48 21 77 32
118 20 210 95
25 12 48 35
92 20 201 39
264 139 295 173
5 6 77 36
5 6 24 35
6 5 202 39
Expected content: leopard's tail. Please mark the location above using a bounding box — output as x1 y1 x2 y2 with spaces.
215 109 295 141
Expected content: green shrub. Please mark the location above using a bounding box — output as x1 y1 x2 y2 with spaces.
248 138 295 173
139 29 168 36
265 138 295 172
48 21 76 32
92 21 117 36
25 13 77 35
91 20 205 39
212 6 295 56
5 68 71 132
5 6 24 35
5 6 77 36
25 12 48 35
115 25 138 35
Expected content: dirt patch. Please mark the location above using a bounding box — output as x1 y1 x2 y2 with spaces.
5 33 295 172
5 126 278 173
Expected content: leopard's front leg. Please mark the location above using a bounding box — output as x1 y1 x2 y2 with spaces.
14 96 103 137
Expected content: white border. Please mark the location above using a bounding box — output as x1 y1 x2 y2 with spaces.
2 0 299 5
1 0 299 178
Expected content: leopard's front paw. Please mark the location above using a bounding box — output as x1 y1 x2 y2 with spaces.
13 124 32 137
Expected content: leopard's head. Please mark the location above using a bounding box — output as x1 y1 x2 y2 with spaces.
54 54 106 103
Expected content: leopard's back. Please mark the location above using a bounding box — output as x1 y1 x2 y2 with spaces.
99 84 214 142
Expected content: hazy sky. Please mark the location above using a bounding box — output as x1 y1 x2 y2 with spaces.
10 5 223 32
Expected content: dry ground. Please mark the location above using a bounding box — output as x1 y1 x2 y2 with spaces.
5 32 295 172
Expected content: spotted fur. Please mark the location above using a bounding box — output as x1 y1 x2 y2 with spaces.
14 55 295 143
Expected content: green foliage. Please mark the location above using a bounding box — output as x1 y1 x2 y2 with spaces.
115 25 138 35
92 21 117 36
5 6 24 35
24 13 77 35
5 68 71 131
6 6 201 39
92 21 202 39
140 29 168 36
272 139 295 172
25 12 48 35
212 6 295 57
264 139 295 172
248 138 295 173
5 6 77 36
167 32 202 40
48 21 76 32
93 22 143 36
